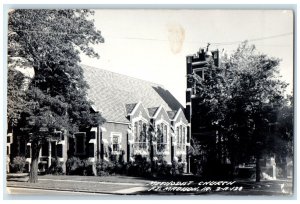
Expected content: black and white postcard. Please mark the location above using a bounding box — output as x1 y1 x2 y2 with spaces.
5 8 294 197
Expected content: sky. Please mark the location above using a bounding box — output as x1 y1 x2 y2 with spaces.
80 9 294 106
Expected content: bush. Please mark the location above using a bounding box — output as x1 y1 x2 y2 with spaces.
81 159 94 176
66 157 81 175
178 162 185 174
113 162 126 174
95 155 186 178
125 155 152 177
66 157 94 176
124 156 186 178
96 160 115 176
171 161 185 176
47 158 64 175
156 159 172 177
135 155 152 176
10 156 26 173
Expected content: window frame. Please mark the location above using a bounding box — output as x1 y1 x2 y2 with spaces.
175 122 187 155
193 68 205 80
132 118 148 143
156 120 169 154
74 132 86 156
131 116 149 155
110 132 122 155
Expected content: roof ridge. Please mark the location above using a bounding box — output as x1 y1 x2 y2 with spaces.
81 64 164 88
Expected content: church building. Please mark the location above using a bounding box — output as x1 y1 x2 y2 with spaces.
7 65 190 174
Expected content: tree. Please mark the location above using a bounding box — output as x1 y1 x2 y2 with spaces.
191 42 290 181
8 9 105 183
266 95 293 178
7 64 26 128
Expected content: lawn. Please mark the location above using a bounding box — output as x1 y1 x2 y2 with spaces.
6 174 151 194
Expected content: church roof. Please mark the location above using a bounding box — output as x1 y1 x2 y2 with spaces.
125 103 138 115
167 110 178 120
82 65 184 123
147 107 160 117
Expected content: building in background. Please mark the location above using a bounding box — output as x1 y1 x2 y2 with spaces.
185 47 279 180
185 46 221 174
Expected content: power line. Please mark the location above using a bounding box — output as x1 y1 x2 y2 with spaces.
106 32 293 45
210 32 293 46
10 29 292 45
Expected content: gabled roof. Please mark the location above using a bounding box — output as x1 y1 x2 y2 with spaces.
125 103 137 115
148 107 159 117
167 110 178 120
82 65 184 123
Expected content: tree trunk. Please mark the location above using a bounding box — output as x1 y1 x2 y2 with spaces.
29 141 40 183
255 151 261 182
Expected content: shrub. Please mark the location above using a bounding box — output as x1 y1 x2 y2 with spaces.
171 161 185 176
124 156 186 178
125 161 136 176
10 156 26 173
171 161 180 175
82 159 95 176
156 159 172 177
81 159 94 176
113 162 126 174
66 157 94 176
66 157 82 175
47 158 64 175
178 162 185 174
96 160 115 176
126 155 152 177
96 155 185 178
136 155 151 176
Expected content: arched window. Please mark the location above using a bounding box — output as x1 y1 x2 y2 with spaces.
157 123 167 152
134 122 138 142
138 121 143 143
142 123 147 143
133 120 148 152
176 125 186 152
177 125 181 152
157 124 162 142
163 125 167 143
180 125 183 144
182 127 186 150
141 123 147 149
